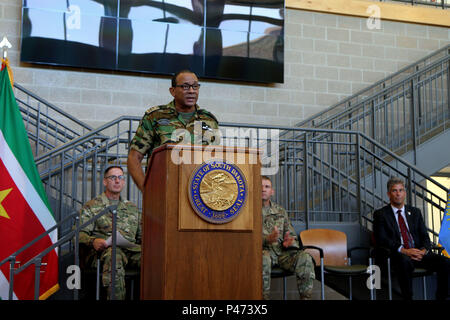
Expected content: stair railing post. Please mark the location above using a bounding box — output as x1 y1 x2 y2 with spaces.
304 133 309 229
111 207 117 300
73 214 80 300
410 79 418 165
8 256 16 300
34 258 42 300
356 133 362 225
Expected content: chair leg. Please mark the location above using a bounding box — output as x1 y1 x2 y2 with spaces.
283 276 287 300
369 257 375 300
349 276 352 300
320 258 325 300
422 276 427 300
130 278 134 300
96 257 100 300
387 257 392 301
348 257 352 300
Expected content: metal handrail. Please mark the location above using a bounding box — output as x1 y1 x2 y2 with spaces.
311 54 450 128
35 115 448 224
34 115 140 164
34 114 448 196
290 47 449 173
229 123 447 195
0 211 77 269
14 83 93 132
296 44 450 128
0 205 120 300
13 82 94 158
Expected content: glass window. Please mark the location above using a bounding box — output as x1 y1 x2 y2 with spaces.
122 0 198 25
24 0 118 17
21 0 284 83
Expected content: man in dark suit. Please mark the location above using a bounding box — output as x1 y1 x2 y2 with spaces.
373 177 450 300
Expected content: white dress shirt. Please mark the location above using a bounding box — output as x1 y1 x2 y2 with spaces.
391 205 413 251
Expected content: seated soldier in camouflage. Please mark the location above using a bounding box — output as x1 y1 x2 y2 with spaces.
262 176 315 300
127 69 219 192
78 165 141 300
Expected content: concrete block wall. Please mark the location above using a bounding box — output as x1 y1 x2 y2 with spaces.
1 1 449 129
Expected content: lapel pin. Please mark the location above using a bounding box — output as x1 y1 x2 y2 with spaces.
407 211 411 216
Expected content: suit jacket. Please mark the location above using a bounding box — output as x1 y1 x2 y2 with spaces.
373 204 431 254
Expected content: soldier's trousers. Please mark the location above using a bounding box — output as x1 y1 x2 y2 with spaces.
262 249 315 300
89 247 141 300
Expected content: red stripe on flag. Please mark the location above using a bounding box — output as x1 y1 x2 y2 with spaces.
0 159 58 299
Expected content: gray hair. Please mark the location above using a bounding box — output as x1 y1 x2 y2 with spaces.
387 177 405 192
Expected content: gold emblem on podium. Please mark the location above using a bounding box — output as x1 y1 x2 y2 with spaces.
200 170 238 211
188 159 248 224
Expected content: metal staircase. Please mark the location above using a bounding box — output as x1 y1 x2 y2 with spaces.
13 82 95 158
297 45 450 175
30 118 447 245
280 45 450 243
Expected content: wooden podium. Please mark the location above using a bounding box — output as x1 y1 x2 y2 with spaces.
140 144 262 299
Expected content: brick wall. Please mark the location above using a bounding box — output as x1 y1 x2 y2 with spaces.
1 1 449 128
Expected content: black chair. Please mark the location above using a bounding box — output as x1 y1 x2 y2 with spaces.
79 244 140 300
92 254 140 300
373 245 442 300
270 267 294 300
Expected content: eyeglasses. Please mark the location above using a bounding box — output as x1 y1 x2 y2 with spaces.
105 175 125 181
174 83 201 91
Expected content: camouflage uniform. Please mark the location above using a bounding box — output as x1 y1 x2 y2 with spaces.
78 192 142 300
129 100 219 161
262 201 315 300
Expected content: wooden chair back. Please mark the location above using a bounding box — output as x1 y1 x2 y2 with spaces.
300 228 348 267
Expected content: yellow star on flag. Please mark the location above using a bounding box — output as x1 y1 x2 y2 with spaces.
0 188 13 219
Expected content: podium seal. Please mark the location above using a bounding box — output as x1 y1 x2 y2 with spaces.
188 159 248 224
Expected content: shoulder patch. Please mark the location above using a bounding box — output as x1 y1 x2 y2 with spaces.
145 105 166 115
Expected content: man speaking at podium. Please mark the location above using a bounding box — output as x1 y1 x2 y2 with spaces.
127 70 219 192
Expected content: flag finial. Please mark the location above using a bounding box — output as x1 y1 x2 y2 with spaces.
0 36 12 59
